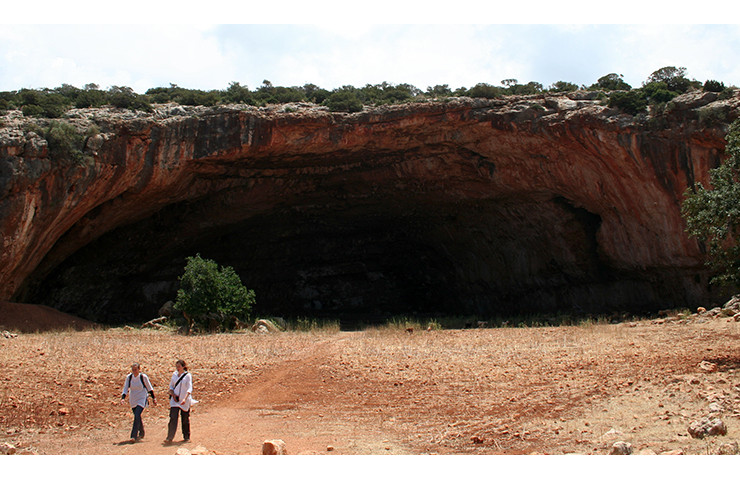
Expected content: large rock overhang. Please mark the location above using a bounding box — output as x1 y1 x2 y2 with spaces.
1 93 737 323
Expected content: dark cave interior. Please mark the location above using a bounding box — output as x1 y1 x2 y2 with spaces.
23 185 672 327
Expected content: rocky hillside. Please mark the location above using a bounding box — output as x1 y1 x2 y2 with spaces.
1 91 739 323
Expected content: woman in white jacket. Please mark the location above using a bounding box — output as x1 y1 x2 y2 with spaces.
120 363 156 443
164 359 193 444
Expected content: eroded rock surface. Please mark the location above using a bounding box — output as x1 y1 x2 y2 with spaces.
1 92 739 323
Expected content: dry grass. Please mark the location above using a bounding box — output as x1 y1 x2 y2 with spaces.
1 316 739 454
0 328 328 431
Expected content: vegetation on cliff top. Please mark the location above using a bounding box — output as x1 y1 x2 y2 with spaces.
0 66 735 116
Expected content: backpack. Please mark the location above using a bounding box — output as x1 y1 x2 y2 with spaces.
125 373 153 406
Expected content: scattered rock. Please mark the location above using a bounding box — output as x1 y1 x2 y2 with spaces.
708 402 724 413
718 441 739 455
175 447 191 455
471 435 485 444
58 407 70 416
697 307 707 314
638 448 657 455
0 443 17 455
688 417 727 439
2 331 18 339
660 449 684 455
189 445 211 455
142 317 167 329
723 295 740 312
699 361 719 373
610 441 633 455
326 445 335 452
734 313 740 322
602 428 623 440
252 319 281 334
262 439 287 455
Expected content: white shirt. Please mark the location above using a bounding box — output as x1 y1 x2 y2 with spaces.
168 371 193 411
122 373 153 408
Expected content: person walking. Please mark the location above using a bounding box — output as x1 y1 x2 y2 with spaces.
164 359 193 444
121 362 156 443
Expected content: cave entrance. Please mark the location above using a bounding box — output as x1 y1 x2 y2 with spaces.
27 191 611 328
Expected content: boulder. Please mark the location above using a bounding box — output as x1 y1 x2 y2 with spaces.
699 361 719 373
660 449 684 455
638 448 657 455
190 445 211 455
718 442 739 455
142 316 167 329
262 439 287 455
158 301 174 317
723 295 740 311
688 417 727 439
252 319 281 334
0 443 17 455
609 441 633 455
708 402 724 413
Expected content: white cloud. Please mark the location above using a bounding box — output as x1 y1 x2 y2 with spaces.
1 24 739 93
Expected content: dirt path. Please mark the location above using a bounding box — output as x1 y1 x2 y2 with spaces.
19 332 411 455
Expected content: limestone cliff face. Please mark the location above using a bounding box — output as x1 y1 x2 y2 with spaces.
1 91 738 322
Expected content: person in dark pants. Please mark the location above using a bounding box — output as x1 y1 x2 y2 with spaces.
121 363 156 443
164 359 193 444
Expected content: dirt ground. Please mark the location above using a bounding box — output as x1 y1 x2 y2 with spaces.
1 304 739 456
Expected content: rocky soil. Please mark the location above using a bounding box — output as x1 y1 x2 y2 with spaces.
1 301 739 455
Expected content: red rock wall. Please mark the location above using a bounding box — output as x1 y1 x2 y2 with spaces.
1 92 738 320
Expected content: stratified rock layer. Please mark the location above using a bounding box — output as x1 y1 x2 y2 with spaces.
1 92 738 323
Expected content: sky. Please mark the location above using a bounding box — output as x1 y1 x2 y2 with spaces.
2 2 740 94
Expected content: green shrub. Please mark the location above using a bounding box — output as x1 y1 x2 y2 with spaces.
697 105 728 126
107 86 152 112
224 82 254 104
324 87 363 112
607 90 647 115
549 81 579 93
590 73 631 91
17 89 70 118
42 120 87 164
718 88 736 101
74 88 106 108
426 84 453 97
704 80 726 93
682 119 740 286
173 254 256 333
465 83 502 99
642 81 678 103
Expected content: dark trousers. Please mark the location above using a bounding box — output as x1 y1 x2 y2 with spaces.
167 406 190 441
130 405 144 439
